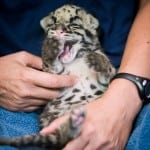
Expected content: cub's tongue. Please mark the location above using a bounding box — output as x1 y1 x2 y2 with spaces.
59 42 74 63
59 45 71 58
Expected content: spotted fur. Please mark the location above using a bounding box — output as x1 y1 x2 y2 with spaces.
0 4 116 149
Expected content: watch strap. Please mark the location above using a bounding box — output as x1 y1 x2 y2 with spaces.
111 73 150 103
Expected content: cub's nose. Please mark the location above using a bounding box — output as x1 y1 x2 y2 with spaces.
55 29 64 36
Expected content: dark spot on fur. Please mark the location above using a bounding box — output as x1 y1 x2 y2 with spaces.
80 96 86 100
97 80 108 87
52 16 57 23
70 16 81 23
52 100 61 105
57 95 64 99
90 84 97 89
87 95 92 98
85 29 93 38
68 101 81 105
65 95 75 101
72 88 81 93
109 67 112 72
86 77 89 80
76 8 81 14
94 90 103 95
53 112 59 115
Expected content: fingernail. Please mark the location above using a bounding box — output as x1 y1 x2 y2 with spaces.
40 128 50 135
40 129 46 134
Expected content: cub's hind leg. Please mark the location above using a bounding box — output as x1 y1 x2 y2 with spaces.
52 106 86 148
39 103 59 129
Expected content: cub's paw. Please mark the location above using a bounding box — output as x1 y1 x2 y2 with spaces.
86 52 116 85
69 107 86 138
86 52 109 72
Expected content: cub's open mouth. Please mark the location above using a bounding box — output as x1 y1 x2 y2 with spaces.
59 41 77 63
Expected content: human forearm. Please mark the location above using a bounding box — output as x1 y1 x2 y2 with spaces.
119 1 150 77
107 1 150 123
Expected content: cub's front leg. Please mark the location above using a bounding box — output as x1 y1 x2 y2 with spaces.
86 51 116 84
42 37 64 74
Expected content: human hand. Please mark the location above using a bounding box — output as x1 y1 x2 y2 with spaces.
41 79 142 150
0 51 77 112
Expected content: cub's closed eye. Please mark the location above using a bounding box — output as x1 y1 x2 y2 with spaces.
71 23 82 28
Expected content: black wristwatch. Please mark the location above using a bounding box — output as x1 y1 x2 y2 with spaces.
111 73 150 103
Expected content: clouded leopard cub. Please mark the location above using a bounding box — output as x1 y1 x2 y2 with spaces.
0 4 115 149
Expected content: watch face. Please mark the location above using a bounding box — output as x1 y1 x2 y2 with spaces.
145 81 150 100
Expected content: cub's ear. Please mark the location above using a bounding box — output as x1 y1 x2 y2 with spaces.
40 13 54 32
86 14 99 30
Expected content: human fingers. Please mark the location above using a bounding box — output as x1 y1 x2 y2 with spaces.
25 68 78 89
40 115 69 134
5 105 41 112
0 97 46 112
11 52 78 89
30 87 60 100
83 138 103 150
16 84 60 100
63 121 94 150
19 99 49 112
63 136 89 150
15 51 78 89
15 51 43 70
21 106 41 112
